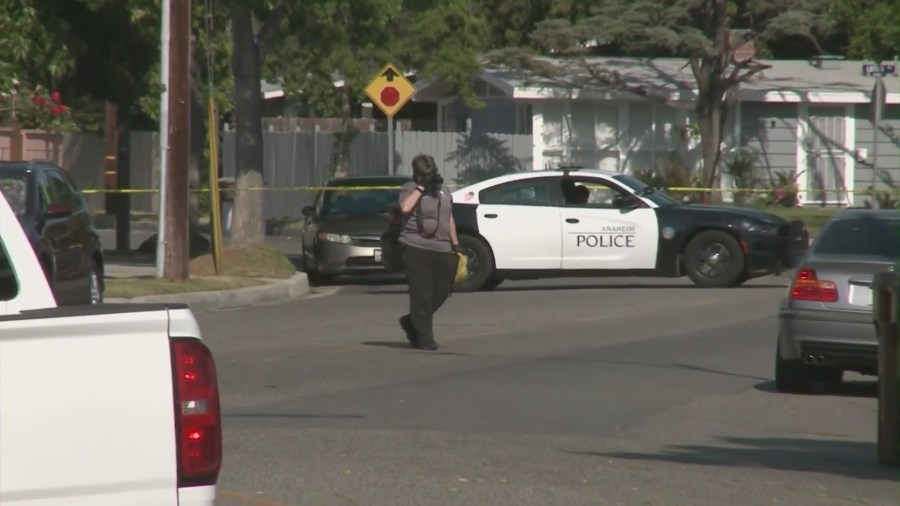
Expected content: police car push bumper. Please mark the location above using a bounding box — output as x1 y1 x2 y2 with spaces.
448 168 808 292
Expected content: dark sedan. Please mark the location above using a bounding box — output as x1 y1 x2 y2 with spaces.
300 176 409 283
0 160 104 305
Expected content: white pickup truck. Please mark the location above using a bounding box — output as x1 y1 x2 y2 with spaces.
0 192 222 505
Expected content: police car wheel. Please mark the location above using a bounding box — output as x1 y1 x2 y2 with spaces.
482 274 504 291
453 234 494 292
684 230 746 288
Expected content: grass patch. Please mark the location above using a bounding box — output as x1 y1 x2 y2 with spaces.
105 276 264 299
189 243 297 279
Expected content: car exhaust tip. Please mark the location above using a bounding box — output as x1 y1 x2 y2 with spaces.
802 354 827 365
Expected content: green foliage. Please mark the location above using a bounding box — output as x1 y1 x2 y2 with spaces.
722 148 761 205
763 170 802 207
0 84 78 132
449 132 525 185
0 1 75 91
630 151 701 201
864 170 900 209
398 0 490 108
267 0 489 114
827 0 900 61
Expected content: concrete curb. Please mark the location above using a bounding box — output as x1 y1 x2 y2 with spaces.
105 272 310 313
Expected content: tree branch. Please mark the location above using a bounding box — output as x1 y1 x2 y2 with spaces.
580 59 694 109
727 59 771 86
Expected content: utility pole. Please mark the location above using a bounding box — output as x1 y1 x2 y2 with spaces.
156 0 170 278
164 0 191 280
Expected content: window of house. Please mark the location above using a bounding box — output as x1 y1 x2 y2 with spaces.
625 102 680 174
479 178 559 207
516 103 533 135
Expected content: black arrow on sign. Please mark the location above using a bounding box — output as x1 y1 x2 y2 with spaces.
382 68 398 82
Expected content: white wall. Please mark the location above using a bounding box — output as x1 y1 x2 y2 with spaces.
532 99 705 175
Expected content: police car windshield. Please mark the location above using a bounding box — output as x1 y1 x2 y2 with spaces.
612 174 681 207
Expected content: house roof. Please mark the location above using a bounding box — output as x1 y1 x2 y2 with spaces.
414 57 900 105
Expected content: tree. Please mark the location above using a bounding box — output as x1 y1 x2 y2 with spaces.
494 0 833 198
828 0 900 61
267 0 488 177
228 0 292 246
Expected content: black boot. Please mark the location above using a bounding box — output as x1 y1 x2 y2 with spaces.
399 315 419 348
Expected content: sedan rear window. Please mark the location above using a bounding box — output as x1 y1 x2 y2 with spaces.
323 188 401 216
813 216 900 258
0 175 27 215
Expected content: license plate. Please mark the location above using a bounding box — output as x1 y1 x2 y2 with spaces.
849 283 873 307
373 248 382 262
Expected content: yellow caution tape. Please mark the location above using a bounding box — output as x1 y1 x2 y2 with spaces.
78 186 900 195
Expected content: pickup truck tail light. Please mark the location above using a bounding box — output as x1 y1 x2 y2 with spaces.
790 268 838 302
171 338 222 487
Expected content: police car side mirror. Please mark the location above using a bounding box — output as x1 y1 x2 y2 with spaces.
613 194 639 209
301 205 315 217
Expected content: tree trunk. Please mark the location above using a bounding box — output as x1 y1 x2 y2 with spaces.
329 87 355 179
229 4 265 246
696 101 723 204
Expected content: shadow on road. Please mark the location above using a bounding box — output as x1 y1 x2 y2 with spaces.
358 343 772 381
365 282 787 295
223 412 365 420
754 380 878 398
361 340 416 350
570 436 895 481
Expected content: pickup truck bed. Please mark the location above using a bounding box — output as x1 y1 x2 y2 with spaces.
0 303 221 506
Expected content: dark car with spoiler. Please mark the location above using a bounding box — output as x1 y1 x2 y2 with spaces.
448 168 809 292
0 160 105 305
299 175 410 283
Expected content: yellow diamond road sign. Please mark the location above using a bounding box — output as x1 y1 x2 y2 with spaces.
364 64 416 118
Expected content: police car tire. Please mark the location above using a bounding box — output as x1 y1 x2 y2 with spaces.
684 230 746 288
454 234 494 292
482 274 504 291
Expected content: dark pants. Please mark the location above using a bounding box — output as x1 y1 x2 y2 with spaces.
401 244 457 346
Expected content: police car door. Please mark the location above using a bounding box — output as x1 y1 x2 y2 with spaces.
560 177 658 270
475 177 563 270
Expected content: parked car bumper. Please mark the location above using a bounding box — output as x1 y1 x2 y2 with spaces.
744 224 807 276
313 240 389 276
778 307 877 372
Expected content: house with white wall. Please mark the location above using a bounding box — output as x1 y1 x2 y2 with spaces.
413 57 900 207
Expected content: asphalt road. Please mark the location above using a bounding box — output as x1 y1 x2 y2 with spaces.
192 274 895 506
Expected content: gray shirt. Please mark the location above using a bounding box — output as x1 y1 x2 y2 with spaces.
398 181 453 253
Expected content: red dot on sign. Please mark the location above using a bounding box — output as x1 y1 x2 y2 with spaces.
381 86 400 107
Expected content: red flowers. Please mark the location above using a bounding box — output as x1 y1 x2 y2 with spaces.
32 95 48 107
51 91 62 104
50 105 67 116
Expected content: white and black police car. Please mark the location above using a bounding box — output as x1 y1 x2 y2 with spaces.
450 167 809 292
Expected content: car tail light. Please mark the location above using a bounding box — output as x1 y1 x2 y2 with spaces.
171 338 222 487
790 268 838 302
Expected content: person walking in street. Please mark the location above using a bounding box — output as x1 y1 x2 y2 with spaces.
396 154 459 351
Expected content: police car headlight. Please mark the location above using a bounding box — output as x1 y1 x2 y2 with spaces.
742 220 779 237
318 232 352 244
